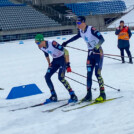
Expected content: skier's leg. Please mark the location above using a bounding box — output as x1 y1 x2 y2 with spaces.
45 62 59 101
94 49 106 102
58 56 77 103
82 52 94 102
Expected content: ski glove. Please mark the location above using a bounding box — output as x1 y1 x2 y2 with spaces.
66 62 72 73
67 67 72 73
94 38 104 50
94 44 100 50
62 42 68 47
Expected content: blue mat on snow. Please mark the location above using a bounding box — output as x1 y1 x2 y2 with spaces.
6 84 42 99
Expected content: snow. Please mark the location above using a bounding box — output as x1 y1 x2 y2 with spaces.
0 32 134 134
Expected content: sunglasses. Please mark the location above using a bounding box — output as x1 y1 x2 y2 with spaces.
76 21 82 25
36 41 41 45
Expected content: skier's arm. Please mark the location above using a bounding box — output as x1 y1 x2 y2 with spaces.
64 48 72 73
91 27 104 49
128 27 132 38
44 52 51 66
62 32 81 47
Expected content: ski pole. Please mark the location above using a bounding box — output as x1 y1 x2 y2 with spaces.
67 46 134 59
94 52 134 59
67 46 88 52
55 72 96 91
104 56 130 63
65 75 97 91
71 71 120 92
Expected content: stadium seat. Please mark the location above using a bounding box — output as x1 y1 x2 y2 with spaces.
0 1 61 31
65 0 126 16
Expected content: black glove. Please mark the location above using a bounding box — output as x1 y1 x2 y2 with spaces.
94 44 100 50
62 42 68 47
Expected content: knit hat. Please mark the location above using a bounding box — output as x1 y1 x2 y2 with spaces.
77 16 86 23
35 34 44 42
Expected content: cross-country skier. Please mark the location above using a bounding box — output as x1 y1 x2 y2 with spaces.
115 20 133 64
62 16 106 102
35 34 78 104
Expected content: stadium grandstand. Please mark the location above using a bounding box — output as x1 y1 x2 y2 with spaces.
0 0 134 42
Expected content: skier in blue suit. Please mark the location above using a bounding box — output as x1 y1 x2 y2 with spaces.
35 34 78 104
62 16 106 102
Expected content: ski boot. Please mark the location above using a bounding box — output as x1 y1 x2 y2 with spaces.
44 94 57 104
122 60 125 63
81 91 92 102
68 91 78 103
95 92 106 102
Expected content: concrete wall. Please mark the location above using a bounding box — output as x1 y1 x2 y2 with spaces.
86 16 104 28
86 14 121 30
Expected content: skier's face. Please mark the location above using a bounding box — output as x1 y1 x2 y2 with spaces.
76 21 83 29
35 41 45 49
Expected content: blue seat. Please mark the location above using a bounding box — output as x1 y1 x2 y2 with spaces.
0 5 61 31
0 0 25 7
65 0 126 16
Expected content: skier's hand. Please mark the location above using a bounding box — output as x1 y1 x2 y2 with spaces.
62 42 67 47
66 67 72 73
49 63 52 67
94 44 100 50
66 62 72 73
88 51 94 56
